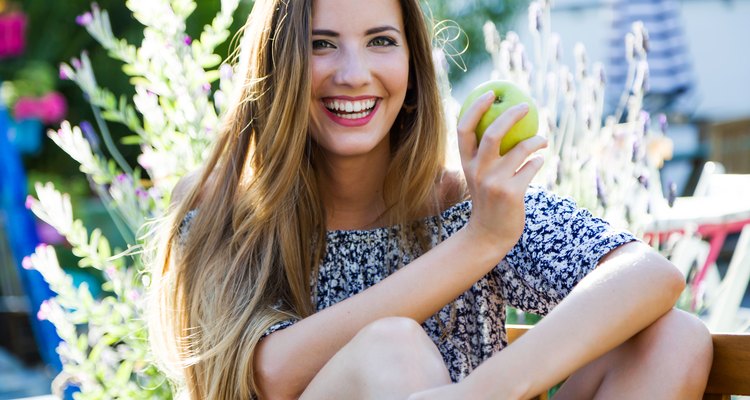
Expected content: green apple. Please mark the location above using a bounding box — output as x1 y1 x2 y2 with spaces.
459 80 539 155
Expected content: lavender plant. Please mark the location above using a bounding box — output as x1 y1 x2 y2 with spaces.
482 0 674 237
23 0 242 397
477 2 719 321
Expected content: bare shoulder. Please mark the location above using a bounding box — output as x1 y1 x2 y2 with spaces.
438 169 468 209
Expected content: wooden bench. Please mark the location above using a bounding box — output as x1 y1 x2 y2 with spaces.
506 325 750 400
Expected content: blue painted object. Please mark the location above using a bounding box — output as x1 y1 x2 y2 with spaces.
7 117 43 154
0 105 62 371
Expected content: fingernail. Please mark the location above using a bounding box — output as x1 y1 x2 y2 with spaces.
517 103 529 111
483 91 495 100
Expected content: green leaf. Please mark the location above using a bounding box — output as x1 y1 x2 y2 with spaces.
77 334 89 352
101 110 123 122
129 76 152 88
121 135 142 145
204 70 221 84
98 238 111 260
199 54 223 69
114 360 134 389
121 64 141 77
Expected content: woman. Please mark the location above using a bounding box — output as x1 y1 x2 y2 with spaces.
149 0 713 399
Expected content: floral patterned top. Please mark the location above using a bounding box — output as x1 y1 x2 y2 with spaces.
182 186 636 382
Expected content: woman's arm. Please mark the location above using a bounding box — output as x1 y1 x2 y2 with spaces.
255 96 547 399
411 241 685 400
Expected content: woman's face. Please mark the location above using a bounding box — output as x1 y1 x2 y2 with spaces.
309 0 410 159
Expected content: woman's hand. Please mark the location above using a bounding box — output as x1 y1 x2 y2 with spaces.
457 91 548 259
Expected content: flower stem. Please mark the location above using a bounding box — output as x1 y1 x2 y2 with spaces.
90 104 134 177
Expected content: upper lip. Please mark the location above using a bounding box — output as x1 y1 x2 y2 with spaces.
322 95 380 101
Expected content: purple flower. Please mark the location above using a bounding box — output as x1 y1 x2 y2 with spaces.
135 188 148 200
25 195 34 210
659 113 668 134
638 174 650 189
72 58 82 70
80 121 100 151
76 12 93 26
115 174 130 184
640 111 650 134
202 82 212 93
36 222 65 246
184 35 192 46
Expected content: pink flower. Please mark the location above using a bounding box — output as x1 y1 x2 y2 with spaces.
39 92 68 124
25 195 34 209
127 290 140 302
59 64 71 80
22 256 33 270
12 93 68 124
13 96 40 121
76 12 93 26
37 300 51 321
0 13 27 58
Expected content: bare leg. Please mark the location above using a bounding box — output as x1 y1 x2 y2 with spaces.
554 309 713 400
300 317 452 400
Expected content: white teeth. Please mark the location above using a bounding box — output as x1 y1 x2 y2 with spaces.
324 98 377 113
338 111 368 120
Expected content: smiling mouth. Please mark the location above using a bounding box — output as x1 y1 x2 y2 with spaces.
323 98 378 120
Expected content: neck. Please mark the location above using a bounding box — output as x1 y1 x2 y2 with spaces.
315 144 391 231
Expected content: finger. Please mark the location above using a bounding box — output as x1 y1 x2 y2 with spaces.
457 91 495 165
513 154 545 187
501 135 548 171
476 103 530 162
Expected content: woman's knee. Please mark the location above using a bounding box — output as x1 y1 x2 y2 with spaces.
642 310 711 355
633 309 713 380
352 317 451 384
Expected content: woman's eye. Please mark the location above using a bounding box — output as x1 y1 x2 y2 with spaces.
312 40 335 50
369 36 397 47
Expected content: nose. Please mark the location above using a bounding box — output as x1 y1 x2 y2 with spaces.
333 48 372 88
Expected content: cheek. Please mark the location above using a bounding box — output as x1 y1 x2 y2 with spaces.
384 53 410 96
310 61 326 98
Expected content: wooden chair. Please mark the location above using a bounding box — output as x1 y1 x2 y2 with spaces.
506 325 750 400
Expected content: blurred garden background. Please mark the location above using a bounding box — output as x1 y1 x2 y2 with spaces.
1 0 749 398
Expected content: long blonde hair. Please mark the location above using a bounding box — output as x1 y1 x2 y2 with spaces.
148 0 448 398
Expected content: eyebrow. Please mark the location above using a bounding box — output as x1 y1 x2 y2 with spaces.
311 25 402 37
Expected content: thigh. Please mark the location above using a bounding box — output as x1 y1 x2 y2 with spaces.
300 317 452 400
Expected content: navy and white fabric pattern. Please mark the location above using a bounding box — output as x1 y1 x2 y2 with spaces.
181 186 637 382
